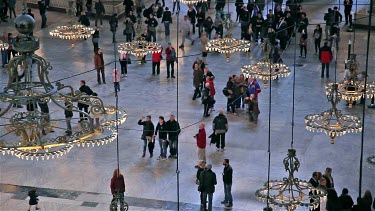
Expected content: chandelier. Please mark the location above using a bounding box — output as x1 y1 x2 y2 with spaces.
207 13 251 61
0 13 126 161
255 149 327 211
117 16 162 64
255 149 326 211
325 54 375 108
305 83 362 144
49 0 95 47
178 0 207 4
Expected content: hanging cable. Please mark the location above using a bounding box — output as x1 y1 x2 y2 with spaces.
352 0 358 52
176 9 180 211
358 0 372 198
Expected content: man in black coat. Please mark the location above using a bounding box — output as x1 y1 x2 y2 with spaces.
94 0 105 27
166 115 180 158
222 159 233 208
309 172 320 211
78 80 93 122
344 0 353 25
109 13 119 43
138 115 155 157
38 0 47 28
213 110 228 151
199 164 217 211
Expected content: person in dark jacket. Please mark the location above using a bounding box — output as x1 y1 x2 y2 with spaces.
221 159 233 208
28 189 40 211
319 42 333 78
109 13 119 43
192 63 203 100
326 189 341 211
196 7 205 38
199 164 217 211
166 115 180 158
38 0 47 28
202 83 212 117
78 80 93 122
309 172 320 211
339 188 354 211
154 116 168 160
86 0 93 17
145 13 158 42
92 29 100 52
226 76 236 115
344 0 353 26
247 94 260 123
203 16 214 39
94 48 105 84
123 0 134 16
64 101 73 136
138 115 155 157
161 7 172 41
110 169 125 200
78 12 90 27
187 6 197 34
94 0 105 27
212 110 228 151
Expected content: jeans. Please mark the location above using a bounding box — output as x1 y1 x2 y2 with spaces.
193 86 201 99
97 67 105 83
227 97 235 113
95 13 103 26
164 22 170 37
126 33 132 42
41 13 47 27
300 45 307 57
114 82 120 92
169 138 177 156
215 133 225 149
158 138 168 158
172 2 180 13
66 117 72 135
120 62 127 75
148 30 156 42
224 183 233 204
321 63 330 77
143 138 154 154
152 62 160 74
314 39 321 53
1 50 7 67
201 192 213 210
166 60 174 77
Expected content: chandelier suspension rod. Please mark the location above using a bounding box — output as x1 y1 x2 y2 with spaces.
352 0 358 52
111 0 120 174
290 20 298 149
176 9 180 211
358 0 372 198
265 43 272 210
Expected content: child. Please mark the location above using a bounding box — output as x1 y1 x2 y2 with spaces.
112 68 121 92
28 189 40 211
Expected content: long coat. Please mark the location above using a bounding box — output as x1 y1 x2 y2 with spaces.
193 68 204 88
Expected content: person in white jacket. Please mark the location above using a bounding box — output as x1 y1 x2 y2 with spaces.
179 15 196 49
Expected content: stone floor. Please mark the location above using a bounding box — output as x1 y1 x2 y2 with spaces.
0 0 374 211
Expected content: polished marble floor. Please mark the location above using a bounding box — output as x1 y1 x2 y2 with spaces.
0 0 374 210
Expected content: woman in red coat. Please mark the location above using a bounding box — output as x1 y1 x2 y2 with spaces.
110 169 125 198
152 46 163 75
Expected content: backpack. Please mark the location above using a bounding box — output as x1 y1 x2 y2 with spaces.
170 49 177 61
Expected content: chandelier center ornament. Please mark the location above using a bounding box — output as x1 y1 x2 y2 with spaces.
255 149 327 211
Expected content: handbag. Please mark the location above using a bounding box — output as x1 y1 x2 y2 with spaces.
126 58 131 64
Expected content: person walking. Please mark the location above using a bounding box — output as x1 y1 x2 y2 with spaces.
64 101 73 136
195 123 207 163
165 42 176 78
187 6 197 34
112 68 121 92
202 82 212 117
313 24 322 54
226 76 236 115
76 0 83 17
109 13 119 43
221 159 233 208
85 0 93 17
27 189 40 211
179 15 196 49
213 110 228 151
119 53 128 77
124 17 134 42
8 0 16 19
38 0 47 28
94 48 106 84
94 0 105 27
166 115 180 158
154 116 168 160
92 29 100 52
138 115 155 158
145 13 158 42
319 42 333 78
151 46 163 75
192 63 203 100
161 7 172 41
110 169 126 203
201 31 208 64
299 29 307 58
344 0 353 26
199 164 217 211
78 80 93 122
